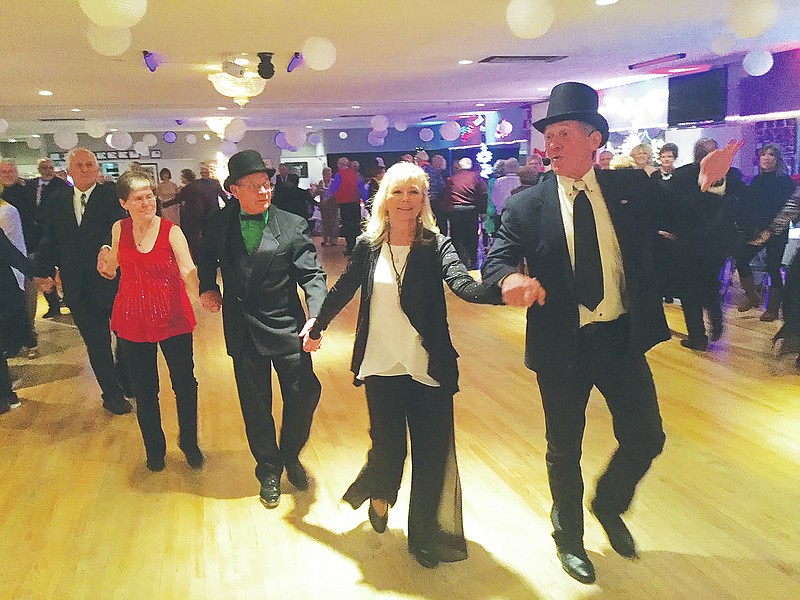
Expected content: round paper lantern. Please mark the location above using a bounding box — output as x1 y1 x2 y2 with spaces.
370 115 389 131
105 134 113 147
394 119 408 132
27 138 42 150
133 141 149 156
54 129 79 150
220 140 238 156
85 120 108 138
284 127 307 148
87 24 132 57
367 130 385 147
307 132 322 145
440 121 461 141
419 128 434 142
224 117 247 143
371 129 389 139
505 0 555 40
142 133 158 146
0 119 8 133
79 0 147 29
274 132 292 150
338 131 348 140
728 0 777 39
711 33 737 56
185 134 197 145
301 36 337 71
109 131 133 150
163 131 177 144
498 119 514 135
743 49 774 76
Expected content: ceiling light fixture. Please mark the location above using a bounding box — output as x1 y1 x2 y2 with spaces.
351 105 362 109
38 90 53 96
628 53 687 70
217 106 228 111
208 72 266 107
475 103 486 107
458 59 474 65
595 0 619 5
287 52 303 73
142 50 158 72
537 86 548 91
71 108 82 112
324 118 332 122
257 52 275 80
233 57 250 66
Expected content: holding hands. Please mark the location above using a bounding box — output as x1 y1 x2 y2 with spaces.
299 318 323 352
501 273 547 308
97 246 117 280
199 290 222 312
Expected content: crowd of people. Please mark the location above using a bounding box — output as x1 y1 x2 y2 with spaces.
1 80 798 583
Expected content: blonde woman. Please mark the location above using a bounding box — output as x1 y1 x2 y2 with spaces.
301 162 500 568
630 143 656 176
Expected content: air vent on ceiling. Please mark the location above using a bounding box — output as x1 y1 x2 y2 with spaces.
479 55 567 64
338 113 376 119
38 118 85 122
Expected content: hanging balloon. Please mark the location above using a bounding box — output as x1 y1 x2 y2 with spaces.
0 119 8 133
301 36 337 71
419 128 434 142
133 141 149 156
85 120 108 138
307 132 322 145
505 0 555 40
339 131 348 140
498 120 514 135
142 133 158 146
110 131 133 150
284 127 307 148
185 134 197 145
106 134 114 147
163 131 177 144
394 119 408 132
371 129 389 140
274 132 292 150
711 33 737 56
78 0 148 29
370 115 390 131
86 24 132 57
440 121 461 141
54 129 79 150
220 140 238 156
743 49 774 77
367 130 385 147
27 138 42 150
728 0 777 39
224 117 247 143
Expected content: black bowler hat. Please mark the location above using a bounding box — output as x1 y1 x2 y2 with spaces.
224 150 272 192
533 82 609 146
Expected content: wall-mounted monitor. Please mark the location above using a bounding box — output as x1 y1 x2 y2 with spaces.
667 67 728 127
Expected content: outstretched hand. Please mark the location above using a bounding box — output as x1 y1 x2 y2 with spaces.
501 273 547 308
698 139 744 192
299 318 322 352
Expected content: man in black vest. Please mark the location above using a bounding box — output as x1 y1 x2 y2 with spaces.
198 150 326 509
483 82 742 584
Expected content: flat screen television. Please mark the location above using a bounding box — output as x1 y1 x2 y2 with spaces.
667 68 728 127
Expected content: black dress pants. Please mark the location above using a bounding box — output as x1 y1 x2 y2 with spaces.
535 318 665 551
734 232 788 288
679 253 726 342
232 338 321 483
338 202 361 252
119 333 198 461
449 205 479 269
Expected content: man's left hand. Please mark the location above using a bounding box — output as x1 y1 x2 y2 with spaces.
698 139 744 192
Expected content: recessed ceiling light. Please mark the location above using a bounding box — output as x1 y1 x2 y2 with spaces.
458 59 474 65
475 103 486 107
31 134 41 138
109 128 118 132
203 133 211 140
595 0 618 5
305 125 313 129
38 90 53 96
217 106 228 111
71 108 82 112
324 118 332 122
8 139 17 143
351 105 362 109
537 87 548 92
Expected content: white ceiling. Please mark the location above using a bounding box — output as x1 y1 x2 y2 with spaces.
1 0 800 137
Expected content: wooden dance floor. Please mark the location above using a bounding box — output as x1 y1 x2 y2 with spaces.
2 242 799 599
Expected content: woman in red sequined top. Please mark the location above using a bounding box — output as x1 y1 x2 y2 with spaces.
98 170 202 472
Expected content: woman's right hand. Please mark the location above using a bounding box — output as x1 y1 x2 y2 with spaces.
97 246 116 279
299 318 322 352
199 290 222 312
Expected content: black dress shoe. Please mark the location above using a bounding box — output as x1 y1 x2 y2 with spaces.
709 323 723 342
409 545 439 569
146 455 166 472
259 474 281 509
556 547 595 584
591 504 638 559
103 397 133 415
367 502 388 533
181 446 204 469
680 337 708 351
43 308 61 319
285 460 309 490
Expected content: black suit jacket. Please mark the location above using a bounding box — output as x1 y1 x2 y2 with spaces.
482 168 670 373
37 183 126 310
21 176 69 252
197 200 327 358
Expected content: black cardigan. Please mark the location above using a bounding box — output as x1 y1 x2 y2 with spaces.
311 229 501 394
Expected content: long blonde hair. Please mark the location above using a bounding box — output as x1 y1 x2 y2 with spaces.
363 162 438 248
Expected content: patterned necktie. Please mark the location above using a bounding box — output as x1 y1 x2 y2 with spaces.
573 183 603 311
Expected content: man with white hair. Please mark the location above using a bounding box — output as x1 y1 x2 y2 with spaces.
445 157 487 269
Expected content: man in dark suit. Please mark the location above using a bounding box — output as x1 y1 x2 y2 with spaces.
482 82 742 584
37 148 132 415
272 172 313 221
198 150 327 509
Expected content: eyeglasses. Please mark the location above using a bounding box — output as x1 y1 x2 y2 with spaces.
127 194 156 205
237 181 272 192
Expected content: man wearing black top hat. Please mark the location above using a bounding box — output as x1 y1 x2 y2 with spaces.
197 149 327 509
483 82 741 584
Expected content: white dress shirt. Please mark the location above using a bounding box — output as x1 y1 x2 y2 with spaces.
73 183 96 226
556 169 627 327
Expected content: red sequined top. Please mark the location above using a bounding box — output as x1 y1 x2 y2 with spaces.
111 217 196 343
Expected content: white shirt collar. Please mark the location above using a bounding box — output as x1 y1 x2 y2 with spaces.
74 183 97 200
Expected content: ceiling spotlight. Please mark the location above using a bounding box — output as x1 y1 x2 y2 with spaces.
458 59 474 65
71 108 82 112
351 105 362 109
143 50 158 72
257 52 275 80
222 60 245 78
217 106 228 111
287 52 303 73
38 90 53 96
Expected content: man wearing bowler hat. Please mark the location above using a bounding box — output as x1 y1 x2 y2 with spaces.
197 150 327 509
483 82 741 583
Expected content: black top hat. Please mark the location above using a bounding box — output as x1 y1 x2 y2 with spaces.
224 150 271 191
533 82 609 146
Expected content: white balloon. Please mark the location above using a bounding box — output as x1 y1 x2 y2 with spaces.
284 127 307 148
133 141 149 156
224 117 247 143
743 49 774 77
301 36 337 71
505 0 555 40
87 24 132 57
372 128 389 139
0 119 8 133
728 0 777 39
367 131 385 147
185 134 197 145
440 121 461 141
79 0 147 29
54 129 79 150
370 115 389 131
419 128 434 142
106 134 114 147
85 120 108 138
109 131 133 150
27 138 42 150
339 131 348 140
711 33 737 56
498 120 514 135
142 133 158 146
394 119 408 132
220 140 238 156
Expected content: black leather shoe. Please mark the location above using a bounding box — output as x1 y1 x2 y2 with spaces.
556 547 595 584
591 504 638 559
285 460 309 491
181 446 204 469
409 545 439 569
367 501 388 533
103 397 133 415
43 308 60 319
146 455 166 472
680 337 708 351
709 323 723 342
259 474 281 509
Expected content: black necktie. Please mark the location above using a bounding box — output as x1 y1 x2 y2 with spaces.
240 212 264 221
573 186 603 311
